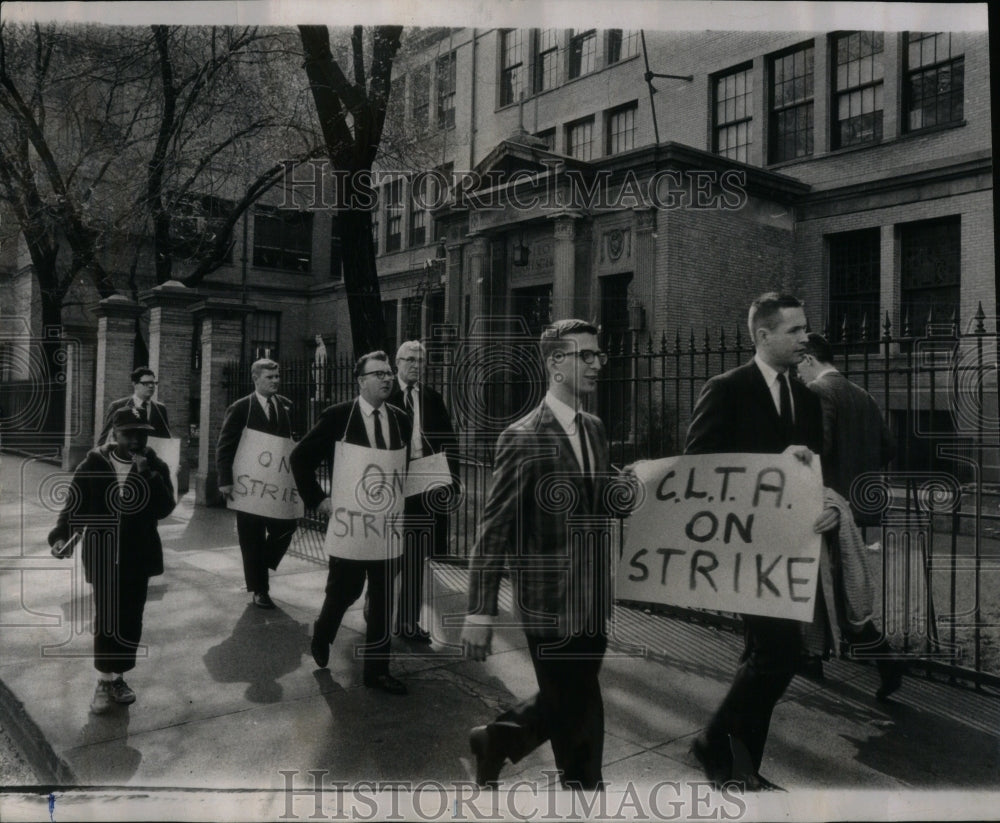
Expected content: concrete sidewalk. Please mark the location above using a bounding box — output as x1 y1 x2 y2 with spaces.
1 454 999 821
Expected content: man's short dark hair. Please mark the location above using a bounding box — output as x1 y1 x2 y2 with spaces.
250 358 280 379
748 293 804 338
539 319 599 360
354 350 389 378
131 367 154 384
803 332 834 364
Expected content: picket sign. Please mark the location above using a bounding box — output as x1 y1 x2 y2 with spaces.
227 429 303 520
147 436 182 503
616 452 824 622
404 451 452 498
323 441 407 561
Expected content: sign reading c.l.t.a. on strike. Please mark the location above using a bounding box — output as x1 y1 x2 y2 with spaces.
616 452 824 622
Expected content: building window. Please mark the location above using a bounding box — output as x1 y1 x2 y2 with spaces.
436 51 456 130
714 64 753 163
253 206 312 272
904 32 964 132
533 29 560 93
247 311 280 361
330 220 343 281
535 128 556 152
172 193 234 262
768 43 814 163
566 116 595 161
372 214 379 255
606 101 637 155
385 179 403 253
433 161 453 242
383 300 398 357
599 272 634 442
410 175 427 248
900 216 960 334
412 64 430 131
832 31 884 149
607 29 640 64
569 29 597 78
828 228 880 343
500 29 523 106
402 295 422 341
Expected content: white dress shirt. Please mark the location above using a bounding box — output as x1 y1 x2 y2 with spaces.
544 390 591 473
754 353 795 422
357 396 392 449
398 378 423 459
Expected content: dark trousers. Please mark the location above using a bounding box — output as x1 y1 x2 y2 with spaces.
91 554 149 674
487 632 607 789
236 511 296 593
706 615 800 775
315 556 395 681
395 493 444 633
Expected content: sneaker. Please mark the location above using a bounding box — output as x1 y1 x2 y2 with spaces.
110 677 136 705
90 680 114 714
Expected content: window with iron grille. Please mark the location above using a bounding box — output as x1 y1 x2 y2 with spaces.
383 300 398 357
768 43 814 163
253 206 313 272
535 128 556 152
385 179 403 253
900 216 960 333
569 29 597 78
432 162 453 242
828 228 880 343
607 29 640 64
247 311 280 362
410 175 427 247
713 64 753 163
533 29 560 93
402 295 422 341
412 64 430 131
832 31 884 149
436 51 456 129
606 101 637 155
500 29 523 106
904 32 964 132
566 117 595 161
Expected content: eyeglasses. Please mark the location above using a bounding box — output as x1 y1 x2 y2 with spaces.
396 356 424 363
362 370 395 380
554 350 608 366
138 381 158 387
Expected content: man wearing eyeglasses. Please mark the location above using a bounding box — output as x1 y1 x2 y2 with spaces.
461 319 616 789
291 351 413 695
388 340 457 644
98 367 171 445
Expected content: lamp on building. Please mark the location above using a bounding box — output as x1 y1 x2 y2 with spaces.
512 230 530 267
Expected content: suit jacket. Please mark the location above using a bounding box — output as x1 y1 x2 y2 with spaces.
808 371 895 525
216 393 294 489
387 381 457 458
290 398 412 511
48 444 176 584
467 400 616 639
99 396 171 444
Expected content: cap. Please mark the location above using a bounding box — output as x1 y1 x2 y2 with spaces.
111 407 155 432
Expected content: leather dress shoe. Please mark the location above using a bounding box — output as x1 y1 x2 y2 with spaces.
469 725 505 787
364 673 408 695
729 736 786 792
310 624 330 669
397 627 432 644
253 592 276 609
690 736 730 788
876 660 905 701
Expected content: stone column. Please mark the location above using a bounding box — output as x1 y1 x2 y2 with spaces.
465 234 489 323
192 299 253 506
61 322 97 470
94 295 145 445
550 213 581 320
142 280 202 495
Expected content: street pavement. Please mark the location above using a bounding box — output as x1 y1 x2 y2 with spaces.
1 453 999 822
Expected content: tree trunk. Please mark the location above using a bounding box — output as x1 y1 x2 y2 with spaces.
38 288 66 452
338 209 386 357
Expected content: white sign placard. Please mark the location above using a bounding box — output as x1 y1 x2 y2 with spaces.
617 452 824 622
403 451 452 498
324 441 407 561
147 435 181 502
227 429 304 520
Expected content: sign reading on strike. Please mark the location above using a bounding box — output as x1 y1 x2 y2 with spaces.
147 435 182 502
324 442 407 561
228 429 304 520
617 452 824 622
403 451 452 498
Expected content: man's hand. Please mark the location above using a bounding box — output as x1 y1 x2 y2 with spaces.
317 497 333 516
813 506 840 533
218 484 233 500
461 620 494 662
50 539 72 559
782 445 814 467
132 453 149 473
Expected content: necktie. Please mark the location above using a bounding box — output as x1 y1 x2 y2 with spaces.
777 373 793 433
266 396 277 433
404 385 414 418
372 408 387 449
140 401 149 420
576 413 595 507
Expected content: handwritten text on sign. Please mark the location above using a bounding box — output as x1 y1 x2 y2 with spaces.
324 442 407 561
616 453 823 622
228 429 304 520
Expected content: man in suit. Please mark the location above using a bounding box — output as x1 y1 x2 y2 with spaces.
461 319 616 790
98 367 171 444
50 407 176 713
291 351 412 695
216 358 297 609
389 340 457 643
685 293 841 790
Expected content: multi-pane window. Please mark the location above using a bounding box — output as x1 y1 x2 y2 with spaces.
433 161 453 242
714 65 753 162
607 29 640 64
832 31 884 149
410 175 427 247
569 29 597 78
533 29 560 93
247 311 280 361
412 64 430 131
828 228 880 343
253 206 313 272
385 179 403 253
500 29 523 106
436 51 456 129
606 102 637 155
900 216 961 333
536 128 556 152
172 193 233 262
904 32 964 132
769 43 814 163
566 117 595 161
